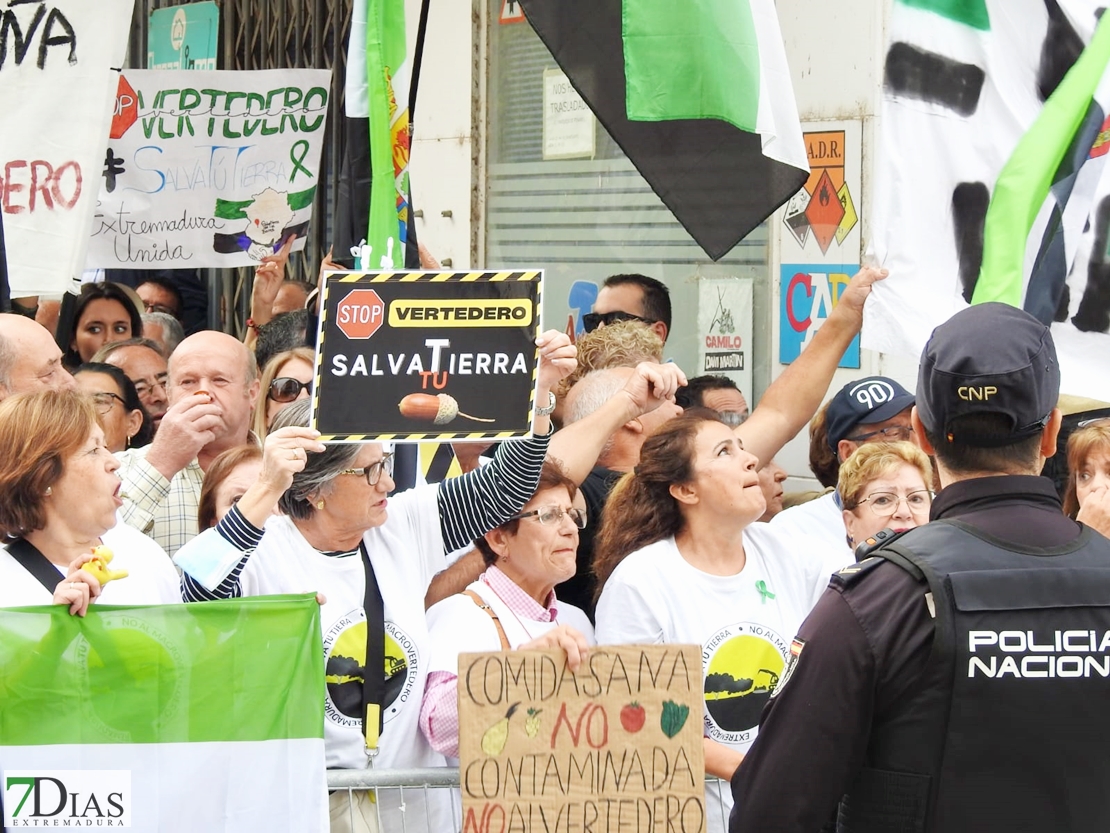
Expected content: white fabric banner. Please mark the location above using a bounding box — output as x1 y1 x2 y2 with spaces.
0 0 133 296
86 69 331 270
867 0 1110 400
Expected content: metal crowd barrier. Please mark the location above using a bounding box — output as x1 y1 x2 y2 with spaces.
326 768 732 832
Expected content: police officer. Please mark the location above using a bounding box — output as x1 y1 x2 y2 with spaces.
729 302 1110 833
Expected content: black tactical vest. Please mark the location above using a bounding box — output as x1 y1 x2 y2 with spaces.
837 519 1110 833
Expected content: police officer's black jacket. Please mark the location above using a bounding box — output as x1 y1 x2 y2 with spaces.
729 475 1107 833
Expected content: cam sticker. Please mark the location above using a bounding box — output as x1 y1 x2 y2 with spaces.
702 622 789 746
322 609 419 729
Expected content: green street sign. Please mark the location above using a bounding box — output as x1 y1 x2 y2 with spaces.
148 1 219 70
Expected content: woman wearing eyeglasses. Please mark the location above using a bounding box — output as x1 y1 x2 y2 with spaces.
173 331 575 833
252 347 314 439
74 363 154 453
420 461 594 758
838 442 935 552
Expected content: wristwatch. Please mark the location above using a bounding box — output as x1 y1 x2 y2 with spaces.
534 391 557 417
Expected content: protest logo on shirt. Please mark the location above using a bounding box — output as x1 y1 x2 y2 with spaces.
457 645 706 833
311 270 543 442
86 69 331 270
702 621 790 746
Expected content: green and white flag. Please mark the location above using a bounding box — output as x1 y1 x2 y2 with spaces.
1 596 326 831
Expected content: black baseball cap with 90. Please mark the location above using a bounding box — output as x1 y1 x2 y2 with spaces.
916 302 1059 447
826 376 916 451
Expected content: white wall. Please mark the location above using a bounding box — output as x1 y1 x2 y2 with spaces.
404 0 478 270
771 0 914 490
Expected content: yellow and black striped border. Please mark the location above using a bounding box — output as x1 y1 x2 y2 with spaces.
309 269 544 443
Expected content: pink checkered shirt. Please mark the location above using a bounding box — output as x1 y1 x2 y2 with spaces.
419 566 558 758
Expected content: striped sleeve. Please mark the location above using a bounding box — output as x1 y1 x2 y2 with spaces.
180 505 265 602
436 427 552 553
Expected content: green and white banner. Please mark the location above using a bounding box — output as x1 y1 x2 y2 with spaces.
1 596 326 831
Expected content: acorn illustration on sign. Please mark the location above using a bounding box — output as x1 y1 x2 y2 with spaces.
398 393 495 425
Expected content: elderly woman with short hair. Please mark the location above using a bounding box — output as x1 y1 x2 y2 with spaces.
838 441 935 553
174 331 575 833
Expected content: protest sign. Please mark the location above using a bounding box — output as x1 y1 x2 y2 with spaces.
0 0 133 296
458 645 706 833
86 69 331 270
311 270 543 442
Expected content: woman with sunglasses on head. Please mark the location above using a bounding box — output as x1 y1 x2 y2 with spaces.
253 347 314 439
420 461 594 759
174 331 575 833
838 442 934 553
74 363 154 454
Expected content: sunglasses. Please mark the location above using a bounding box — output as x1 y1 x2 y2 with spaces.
338 452 396 486
581 310 656 333
268 377 312 403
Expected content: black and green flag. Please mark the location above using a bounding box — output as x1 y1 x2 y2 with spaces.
518 0 810 260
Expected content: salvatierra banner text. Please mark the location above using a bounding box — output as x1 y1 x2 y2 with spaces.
0 595 326 832
87 69 331 270
0 0 133 296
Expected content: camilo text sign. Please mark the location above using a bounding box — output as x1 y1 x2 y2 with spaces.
458 645 706 833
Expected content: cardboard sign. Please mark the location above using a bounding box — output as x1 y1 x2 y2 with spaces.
86 69 330 270
458 645 706 833
1 0 134 296
311 270 543 442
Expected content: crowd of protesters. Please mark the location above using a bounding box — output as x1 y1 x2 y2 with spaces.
3 259 1110 833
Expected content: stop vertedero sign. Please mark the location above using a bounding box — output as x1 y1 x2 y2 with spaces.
336 289 385 339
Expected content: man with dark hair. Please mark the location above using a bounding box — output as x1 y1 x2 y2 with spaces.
135 275 184 321
729 303 1110 833
585 273 672 344
676 374 749 423
254 309 315 372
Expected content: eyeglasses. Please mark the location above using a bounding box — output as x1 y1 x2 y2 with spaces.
717 410 747 427
268 377 312 403
581 310 656 333
89 392 126 415
847 425 915 443
338 452 395 486
855 490 934 517
508 505 587 529
133 375 168 400
144 302 178 317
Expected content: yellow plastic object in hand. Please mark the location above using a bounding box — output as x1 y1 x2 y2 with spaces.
83 545 129 585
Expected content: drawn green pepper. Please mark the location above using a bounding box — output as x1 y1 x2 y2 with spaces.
660 700 689 738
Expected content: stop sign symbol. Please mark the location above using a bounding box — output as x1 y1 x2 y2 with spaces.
336 289 386 339
110 74 138 140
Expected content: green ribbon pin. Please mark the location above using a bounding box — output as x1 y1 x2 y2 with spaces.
756 580 776 604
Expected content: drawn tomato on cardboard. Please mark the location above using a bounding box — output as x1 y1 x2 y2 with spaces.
620 702 646 733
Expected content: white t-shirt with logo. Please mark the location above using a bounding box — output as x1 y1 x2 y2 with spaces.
594 525 838 833
771 490 854 569
238 486 454 832
0 519 181 608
